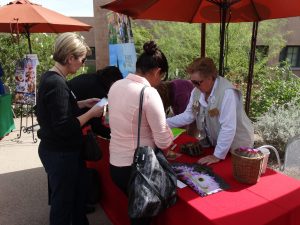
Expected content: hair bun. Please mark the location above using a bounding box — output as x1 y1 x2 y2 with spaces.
143 41 158 55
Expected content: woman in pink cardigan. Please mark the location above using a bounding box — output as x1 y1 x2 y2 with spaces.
108 41 174 225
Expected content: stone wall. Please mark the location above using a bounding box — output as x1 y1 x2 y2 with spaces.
93 0 111 70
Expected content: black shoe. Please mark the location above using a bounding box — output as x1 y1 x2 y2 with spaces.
85 205 96 214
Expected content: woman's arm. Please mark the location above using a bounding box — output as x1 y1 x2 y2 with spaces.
166 89 196 128
77 104 104 127
213 89 238 159
198 89 238 165
144 88 174 149
77 98 100 109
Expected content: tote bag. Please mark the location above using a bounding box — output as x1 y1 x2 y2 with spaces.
128 86 177 218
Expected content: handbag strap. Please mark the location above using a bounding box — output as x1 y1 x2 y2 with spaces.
135 86 170 208
137 86 147 148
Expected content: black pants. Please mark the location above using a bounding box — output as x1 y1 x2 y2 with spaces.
39 146 89 225
110 164 151 225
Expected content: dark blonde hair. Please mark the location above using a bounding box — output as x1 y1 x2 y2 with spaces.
53 32 91 65
186 57 218 79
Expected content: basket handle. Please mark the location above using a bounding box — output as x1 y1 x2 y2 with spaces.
257 145 282 171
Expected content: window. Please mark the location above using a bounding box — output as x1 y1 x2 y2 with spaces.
279 46 300 67
87 47 95 60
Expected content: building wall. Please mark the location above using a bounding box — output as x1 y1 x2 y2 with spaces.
285 17 300 45
283 17 300 76
93 0 110 70
73 17 95 46
74 0 110 71
72 17 97 71
256 17 300 76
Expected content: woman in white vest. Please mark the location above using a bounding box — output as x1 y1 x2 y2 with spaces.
167 57 254 165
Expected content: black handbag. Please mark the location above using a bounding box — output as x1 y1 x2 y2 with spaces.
128 86 177 218
82 126 102 161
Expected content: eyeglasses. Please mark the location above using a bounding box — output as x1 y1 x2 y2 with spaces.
81 57 87 64
191 80 204 86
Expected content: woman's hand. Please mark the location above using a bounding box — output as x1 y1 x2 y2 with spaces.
78 98 100 109
88 103 104 118
163 143 178 159
77 103 104 127
197 154 220 165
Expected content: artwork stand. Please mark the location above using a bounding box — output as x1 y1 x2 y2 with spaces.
16 103 37 143
14 54 39 143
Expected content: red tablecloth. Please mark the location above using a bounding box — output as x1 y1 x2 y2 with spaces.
87 134 300 225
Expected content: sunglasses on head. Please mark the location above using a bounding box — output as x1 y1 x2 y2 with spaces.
191 80 203 86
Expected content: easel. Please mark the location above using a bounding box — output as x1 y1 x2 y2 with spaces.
16 103 37 143
14 55 38 143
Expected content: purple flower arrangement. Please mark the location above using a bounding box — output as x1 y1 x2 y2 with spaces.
235 147 263 158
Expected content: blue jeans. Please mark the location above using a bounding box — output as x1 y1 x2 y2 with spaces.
39 145 89 225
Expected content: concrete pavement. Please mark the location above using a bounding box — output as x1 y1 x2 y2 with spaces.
0 118 112 225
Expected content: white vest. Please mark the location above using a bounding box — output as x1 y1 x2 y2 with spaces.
193 76 254 150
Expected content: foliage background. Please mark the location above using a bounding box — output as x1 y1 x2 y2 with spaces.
0 20 299 122
132 20 300 119
0 33 55 90
131 20 300 151
0 33 89 92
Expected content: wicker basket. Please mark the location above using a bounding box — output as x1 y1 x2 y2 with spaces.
231 149 264 184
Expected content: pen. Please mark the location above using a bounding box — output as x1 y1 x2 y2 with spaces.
171 144 177 151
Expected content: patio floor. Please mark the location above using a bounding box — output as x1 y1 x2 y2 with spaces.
0 118 112 225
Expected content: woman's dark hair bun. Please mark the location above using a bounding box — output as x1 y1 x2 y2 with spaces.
143 41 158 55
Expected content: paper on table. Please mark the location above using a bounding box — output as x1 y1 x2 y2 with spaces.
177 180 187 188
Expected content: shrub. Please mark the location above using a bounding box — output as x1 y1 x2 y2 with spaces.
250 62 300 119
254 97 300 153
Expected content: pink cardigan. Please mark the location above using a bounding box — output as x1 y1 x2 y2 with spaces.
108 74 173 167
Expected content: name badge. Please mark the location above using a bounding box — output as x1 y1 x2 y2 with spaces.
192 100 200 115
208 108 219 117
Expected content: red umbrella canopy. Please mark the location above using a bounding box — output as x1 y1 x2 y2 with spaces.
0 0 92 33
102 0 300 23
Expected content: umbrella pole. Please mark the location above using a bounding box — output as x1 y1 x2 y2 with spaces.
27 35 32 54
201 23 206 57
24 25 32 54
219 6 227 77
245 21 259 116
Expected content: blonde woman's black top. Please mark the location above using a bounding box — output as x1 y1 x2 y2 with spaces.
36 71 83 152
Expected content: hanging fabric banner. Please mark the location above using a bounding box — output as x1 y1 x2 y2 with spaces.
107 12 137 77
14 54 39 105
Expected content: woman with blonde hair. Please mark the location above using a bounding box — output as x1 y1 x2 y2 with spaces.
36 32 104 225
